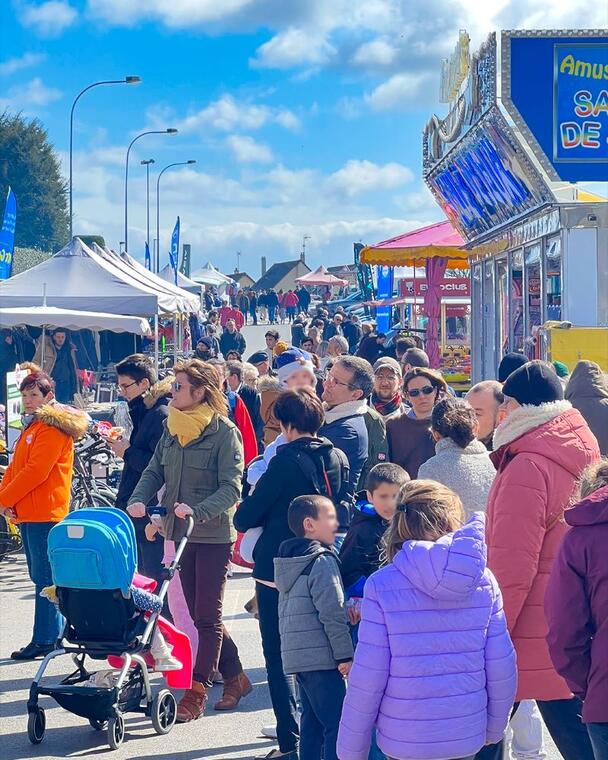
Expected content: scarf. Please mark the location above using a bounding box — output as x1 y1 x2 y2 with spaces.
323 399 368 425
371 392 402 417
167 403 215 447
492 399 571 451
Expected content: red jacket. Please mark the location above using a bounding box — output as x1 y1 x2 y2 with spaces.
486 401 599 701
284 292 299 308
545 485 608 722
219 306 244 330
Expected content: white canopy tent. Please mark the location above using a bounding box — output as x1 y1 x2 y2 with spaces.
0 306 151 334
91 245 200 313
190 261 233 287
0 238 182 316
158 264 204 298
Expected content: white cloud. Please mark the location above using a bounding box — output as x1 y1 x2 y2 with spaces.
352 38 397 68
87 0 259 28
226 134 274 164
159 94 300 134
0 77 62 110
365 72 434 110
0 52 46 77
327 160 414 198
18 1 77 37
251 27 336 69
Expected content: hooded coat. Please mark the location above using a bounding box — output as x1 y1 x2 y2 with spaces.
234 436 344 583
486 400 600 702
115 376 172 511
0 403 88 522
337 514 516 760
339 493 388 596
274 538 353 674
545 485 608 723
565 360 608 455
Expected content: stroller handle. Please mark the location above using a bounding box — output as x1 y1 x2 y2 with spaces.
147 506 195 540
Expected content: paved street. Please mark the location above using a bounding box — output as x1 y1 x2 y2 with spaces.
0 553 277 759
240 320 293 359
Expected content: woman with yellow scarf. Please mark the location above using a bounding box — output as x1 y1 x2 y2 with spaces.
128 360 251 722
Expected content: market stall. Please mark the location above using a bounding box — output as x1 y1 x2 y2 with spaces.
360 220 473 386
422 29 608 381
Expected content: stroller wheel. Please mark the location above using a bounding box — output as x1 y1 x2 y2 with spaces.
107 714 125 750
27 708 46 744
151 689 177 735
89 718 107 731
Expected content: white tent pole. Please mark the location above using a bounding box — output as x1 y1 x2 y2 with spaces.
154 315 159 369
41 325 46 366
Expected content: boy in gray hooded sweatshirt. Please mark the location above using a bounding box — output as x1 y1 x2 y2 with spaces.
274 495 354 760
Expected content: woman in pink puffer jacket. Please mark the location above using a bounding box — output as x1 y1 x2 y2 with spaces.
337 481 516 760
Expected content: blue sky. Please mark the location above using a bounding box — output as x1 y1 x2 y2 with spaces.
1 0 606 277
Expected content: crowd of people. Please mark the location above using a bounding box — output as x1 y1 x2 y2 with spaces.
2 296 608 760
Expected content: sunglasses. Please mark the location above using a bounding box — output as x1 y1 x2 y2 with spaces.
407 385 435 398
172 381 183 391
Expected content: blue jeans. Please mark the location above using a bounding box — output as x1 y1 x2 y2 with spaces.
297 669 345 760
588 723 608 760
256 583 299 754
21 522 64 645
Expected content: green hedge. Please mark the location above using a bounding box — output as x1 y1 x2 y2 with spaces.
11 246 52 275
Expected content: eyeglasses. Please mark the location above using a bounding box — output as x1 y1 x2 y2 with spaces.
326 373 355 390
172 381 183 392
117 380 138 393
407 385 435 398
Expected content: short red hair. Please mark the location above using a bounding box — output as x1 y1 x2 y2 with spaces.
20 371 54 396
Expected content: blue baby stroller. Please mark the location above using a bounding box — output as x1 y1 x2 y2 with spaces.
26 507 193 750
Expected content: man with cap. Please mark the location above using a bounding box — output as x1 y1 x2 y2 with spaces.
497 351 528 384
371 357 407 420
248 350 272 378
194 336 216 361
484 360 599 760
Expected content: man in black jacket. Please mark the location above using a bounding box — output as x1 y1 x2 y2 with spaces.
111 354 172 593
219 319 247 358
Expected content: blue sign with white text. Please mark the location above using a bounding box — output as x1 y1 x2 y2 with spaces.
554 43 608 164
503 32 608 182
375 265 393 334
0 187 17 280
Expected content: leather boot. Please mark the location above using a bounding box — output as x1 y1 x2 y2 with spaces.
213 671 253 711
176 680 207 723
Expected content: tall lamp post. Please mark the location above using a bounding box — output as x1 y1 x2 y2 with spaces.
155 160 196 273
69 76 141 237
301 234 311 262
141 159 155 249
124 128 177 252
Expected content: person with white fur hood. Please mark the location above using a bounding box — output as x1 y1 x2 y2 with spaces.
483 360 599 760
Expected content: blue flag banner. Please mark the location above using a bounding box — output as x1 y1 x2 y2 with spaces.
144 241 151 271
0 187 17 280
170 216 180 285
375 265 394 333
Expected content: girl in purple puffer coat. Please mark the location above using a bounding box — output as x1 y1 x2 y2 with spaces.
337 481 516 760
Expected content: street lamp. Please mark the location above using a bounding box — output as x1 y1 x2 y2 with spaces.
124 128 177 252
141 159 155 249
69 75 141 237
302 234 311 262
155 160 196 273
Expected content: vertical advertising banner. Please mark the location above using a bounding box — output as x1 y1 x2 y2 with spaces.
170 216 180 284
181 243 191 277
0 187 17 280
144 241 151 271
375 265 394 334
353 242 374 315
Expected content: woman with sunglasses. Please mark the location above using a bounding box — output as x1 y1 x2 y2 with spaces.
128 359 250 723
386 367 448 478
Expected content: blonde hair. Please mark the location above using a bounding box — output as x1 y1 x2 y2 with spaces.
578 458 608 499
241 362 259 389
174 359 228 416
384 480 464 562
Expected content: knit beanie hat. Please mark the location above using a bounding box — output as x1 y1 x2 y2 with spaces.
552 360 570 378
502 360 564 406
275 347 315 387
497 352 528 383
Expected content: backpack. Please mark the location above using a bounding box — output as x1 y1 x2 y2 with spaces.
282 445 353 529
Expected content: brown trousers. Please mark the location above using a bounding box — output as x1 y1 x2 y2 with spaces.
179 542 242 687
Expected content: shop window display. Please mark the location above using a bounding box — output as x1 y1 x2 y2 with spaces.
545 237 562 321
510 250 524 352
